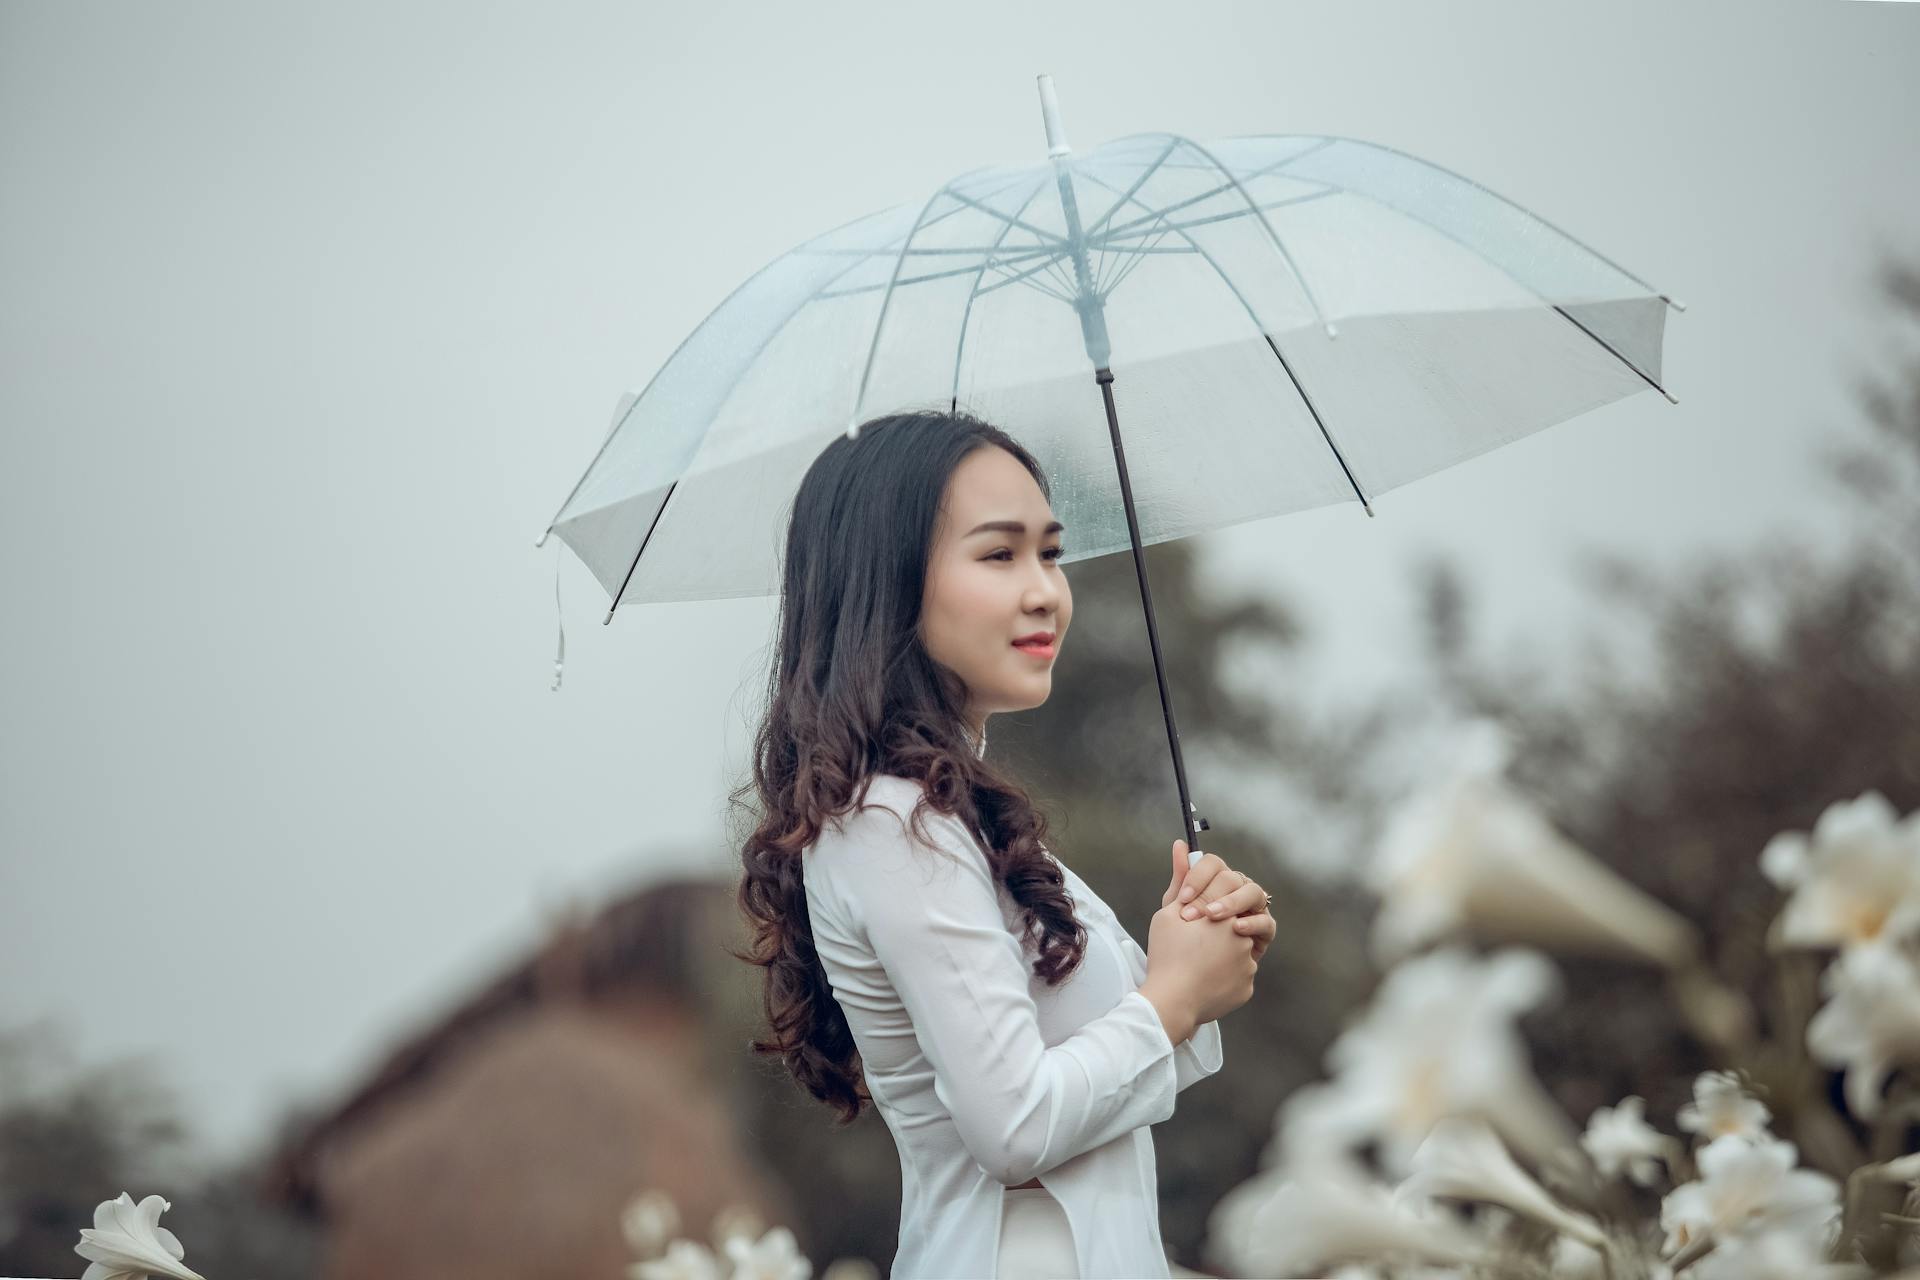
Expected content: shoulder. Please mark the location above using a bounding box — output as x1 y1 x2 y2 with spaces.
811 774 982 877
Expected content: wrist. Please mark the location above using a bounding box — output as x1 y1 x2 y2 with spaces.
1138 979 1195 1047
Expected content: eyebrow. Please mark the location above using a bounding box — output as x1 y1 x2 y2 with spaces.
964 519 1065 537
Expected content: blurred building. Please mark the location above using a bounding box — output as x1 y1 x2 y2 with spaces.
261 874 796 1279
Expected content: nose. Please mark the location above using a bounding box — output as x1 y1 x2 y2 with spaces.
1022 562 1062 612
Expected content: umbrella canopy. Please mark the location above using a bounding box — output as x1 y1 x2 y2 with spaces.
539 76 1680 853
539 96 1677 610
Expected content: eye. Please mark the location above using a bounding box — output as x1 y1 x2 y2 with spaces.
986 546 1067 562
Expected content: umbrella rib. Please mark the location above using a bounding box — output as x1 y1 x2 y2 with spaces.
1080 137 1182 242
1039 254 1082 300
550 170 1045 546
840 164 1063 430
941 187 1067 248
535 199 931 544
1548 303 1679 402
1244 132 1682 312
1096 188 1339 247
810 244 1063 299
973 253 1086 301
1093 136 1340 244
1324 175 1680 399
817 239 1190 303
1075 132 1328 239
594 237 905 618
847 184 981 430
1075 167 1375 516
1098 224 1176 297
804 191 1331 304
797 242 1062 258
949 173 1055 408
1172 135 1336 334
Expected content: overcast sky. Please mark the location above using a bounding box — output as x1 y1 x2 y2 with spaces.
3 0 1916 1167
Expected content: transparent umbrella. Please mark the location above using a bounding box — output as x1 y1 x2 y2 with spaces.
537 74 1682 857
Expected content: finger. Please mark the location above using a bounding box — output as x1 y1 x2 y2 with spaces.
1165 840 1190 907
1198 880 1266 921
1232 913 1277 945
1240 917 1272 962
1177 866 1239 919
1174 852 1227 905
1180 869 1248 919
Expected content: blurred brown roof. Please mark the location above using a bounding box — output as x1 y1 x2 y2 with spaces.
260 874 796 1279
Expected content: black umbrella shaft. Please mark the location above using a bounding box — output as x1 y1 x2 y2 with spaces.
1094 366 1205 858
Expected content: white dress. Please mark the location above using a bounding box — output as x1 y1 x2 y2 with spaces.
800 746 1225 1279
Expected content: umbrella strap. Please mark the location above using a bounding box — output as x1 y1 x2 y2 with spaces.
551 547 566 692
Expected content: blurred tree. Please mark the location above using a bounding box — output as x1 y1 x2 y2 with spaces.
1391 250 1920 1184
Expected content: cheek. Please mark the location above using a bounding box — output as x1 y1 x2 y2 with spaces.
927 567 999 647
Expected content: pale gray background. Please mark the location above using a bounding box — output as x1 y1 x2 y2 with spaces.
3 0 1915 1164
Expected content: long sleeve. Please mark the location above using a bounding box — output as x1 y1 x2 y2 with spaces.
813 789 1182 1187
1050 854 1227 1094
1115 927 1225 1093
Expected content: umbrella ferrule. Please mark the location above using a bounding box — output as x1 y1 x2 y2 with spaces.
1036 74 1071 157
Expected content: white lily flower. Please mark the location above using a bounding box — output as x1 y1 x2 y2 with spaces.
621 1188 683 1260
1581 1094 1672 1187
1690 1225 1871 1280
631 1238 724 1280
1660 1134 1841 1258
1312 945 1579 1173
1207 1153 1488 1278
1760 790 1920 951
709 1204 767 1253
1368 718 1699 968
73 1192 205 1280
1805 939 1920 1117
1397 1114 1606 1248
722 1224 811 1280
1676 1069 1772 1143
1866 1151 1920 1186
1270 1079 1373 1169
1551 1236 1622 1280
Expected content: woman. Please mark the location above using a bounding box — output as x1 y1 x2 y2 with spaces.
733 409 1275 1279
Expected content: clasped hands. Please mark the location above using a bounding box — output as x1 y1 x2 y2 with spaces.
1162 838 1275 963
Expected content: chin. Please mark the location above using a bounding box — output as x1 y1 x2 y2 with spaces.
1013 683 1053 712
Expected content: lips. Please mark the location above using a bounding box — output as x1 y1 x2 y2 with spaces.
1012 632 1057 658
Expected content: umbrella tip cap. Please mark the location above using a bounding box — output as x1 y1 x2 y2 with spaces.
1037 74 1070 155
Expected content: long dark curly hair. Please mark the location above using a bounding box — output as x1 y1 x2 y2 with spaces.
725 407 1087 1123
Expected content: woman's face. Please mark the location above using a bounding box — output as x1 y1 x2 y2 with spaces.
920 445 1072 732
